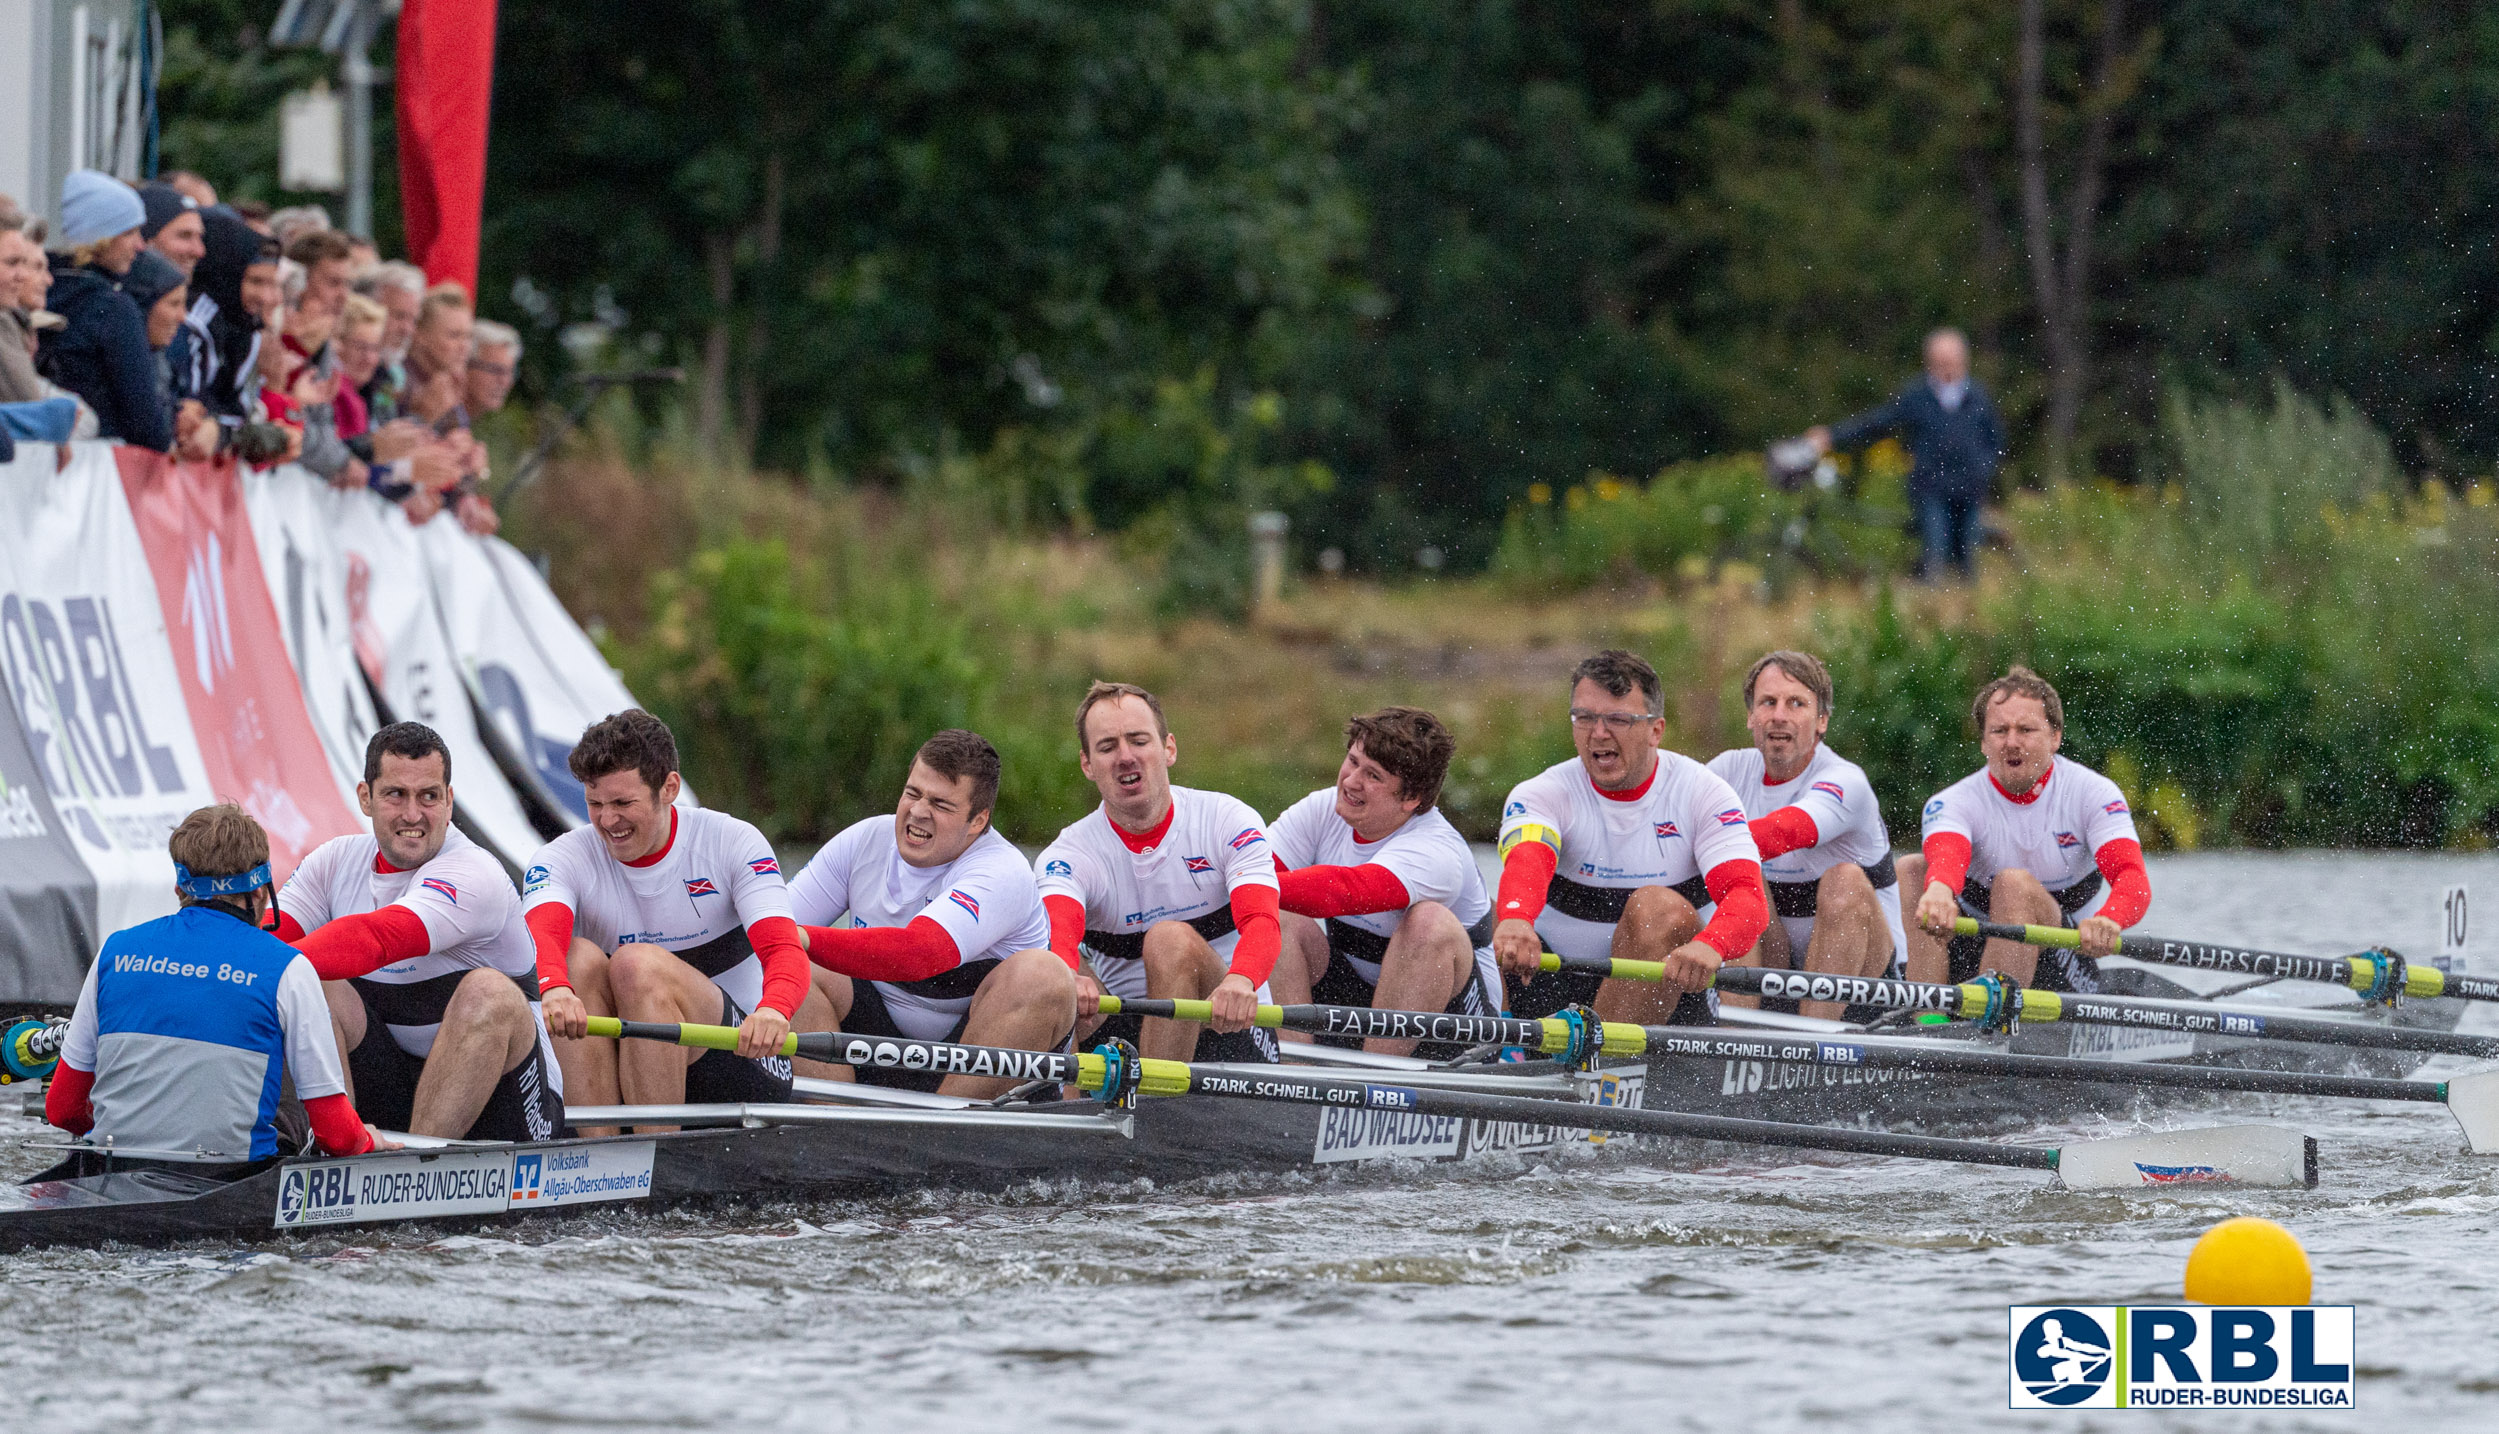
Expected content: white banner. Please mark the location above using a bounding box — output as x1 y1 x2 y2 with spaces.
306 488 545 866
0 446 211 936
241 469 380 814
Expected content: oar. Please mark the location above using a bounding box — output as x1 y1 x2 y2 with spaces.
585 1016 2318 1188
1101 996 2499 1152
1952 917 2499 1004
1543 953 2499 1061
0 1018 66 1085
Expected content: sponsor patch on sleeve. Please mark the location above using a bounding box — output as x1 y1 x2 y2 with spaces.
419 877 458 904
1923 797 1946 820
522 864 551 896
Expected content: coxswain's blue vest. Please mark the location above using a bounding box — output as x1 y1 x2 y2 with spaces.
88 905 303 1161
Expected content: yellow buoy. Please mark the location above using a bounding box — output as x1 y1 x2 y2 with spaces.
2184 1217 2312 1304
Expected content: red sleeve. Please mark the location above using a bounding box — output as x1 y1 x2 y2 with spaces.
272 911 307 943
292 905 433 981
2093 837 2151 927
44 1062 94 1135
1920 831 1973 896
1695 859 1769 960
746 915 809 1019
799 917 962 983
1277 863 1412 919
526 904 577 993
1225 884 1282 987
303 1092 375 1155
1495 842 1558 924
1749 806 1821 861
1044 894 1086 969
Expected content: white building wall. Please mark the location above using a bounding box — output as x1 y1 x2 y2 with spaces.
0 0 148 224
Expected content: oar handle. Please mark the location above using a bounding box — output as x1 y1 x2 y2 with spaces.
1953 917 2084 949
1099 995 1650 1059
2 1018 66 1083
582 1015 1200 1096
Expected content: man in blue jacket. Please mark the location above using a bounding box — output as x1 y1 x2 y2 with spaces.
1808 328 2006 581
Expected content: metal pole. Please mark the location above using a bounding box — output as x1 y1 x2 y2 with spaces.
344 2 374 236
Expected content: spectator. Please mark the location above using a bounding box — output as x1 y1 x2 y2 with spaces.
352 260 424 425
333 293 385 440
267 205 331 250
139 184 206 277
465 318 520 416
344 235 380 271
190 205 282 421
40 170 172 450
233 200 273 236
407 282 474 434
1807 327 2006 582
284 229 355 324
2 210 49 405
162 171 218 208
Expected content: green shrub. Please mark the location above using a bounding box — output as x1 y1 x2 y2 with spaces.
1491 452 1908 590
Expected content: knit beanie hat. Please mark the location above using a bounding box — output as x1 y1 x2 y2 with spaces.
138 182 199 241
59 169 145 248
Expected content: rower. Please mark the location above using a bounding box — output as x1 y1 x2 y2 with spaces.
1266 706 1499 1057
526 710 821 1119
278 723 565 1141
787 730 1070 1098
46 804 389 1168
1705 651 1908 1022
1491 650 1769 1024
1037 681 1282 1063
1897 666 2149 990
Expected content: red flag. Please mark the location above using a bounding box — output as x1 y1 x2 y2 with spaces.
396 0 499 298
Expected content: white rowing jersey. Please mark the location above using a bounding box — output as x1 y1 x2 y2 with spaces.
1920 758 2138 898
521 806 795 1016
1497 753 1759 964
1707 743 1905 962
1033 786 1277 1000
789 816 1052 1037
279 826 542 1060
1269 787 1498 995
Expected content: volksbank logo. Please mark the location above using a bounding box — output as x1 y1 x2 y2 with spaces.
2007 1305 2353 1409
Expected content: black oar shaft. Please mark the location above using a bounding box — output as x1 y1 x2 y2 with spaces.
603 1018 1095 1087
1960 919 2499 1004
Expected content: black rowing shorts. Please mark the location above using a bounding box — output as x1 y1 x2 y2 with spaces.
1308 919 1495 1060
685 987 797 1104
344 980 565 1142
1944 874 2103 992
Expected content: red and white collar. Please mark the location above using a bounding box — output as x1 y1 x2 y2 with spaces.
1110 801 1176 855
1989 761 2054 806
1591 761 1659 803
621 807 680 867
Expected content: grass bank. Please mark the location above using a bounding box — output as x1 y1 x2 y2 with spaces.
497 386 2499 851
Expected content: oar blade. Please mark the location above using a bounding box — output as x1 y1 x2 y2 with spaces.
2442 1065 2499 1155
2055 1125 2317 1191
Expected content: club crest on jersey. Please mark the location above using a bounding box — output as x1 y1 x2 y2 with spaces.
1185 855 1214 873
1811 780 1847 801
1923 797 1946 819
419 877 458 904
948 890 981 918
2054 831 2082 849
2103 799 2130 815
748 856 780 877
1227 828 1265 851
1715 809 1746 827
1045 859 1073 877
1505 800 1527 817
1653 821 1681 840
684 877 720 899
522 864 550 896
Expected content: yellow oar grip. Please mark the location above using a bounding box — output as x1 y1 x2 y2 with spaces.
1950 917 2080 949
585 1016 621 1038
1095 996 1286 1029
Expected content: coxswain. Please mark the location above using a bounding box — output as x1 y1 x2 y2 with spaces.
1705 651 1908 1021
786 730 1070 1098
46 805 389 1167
276 723 565 1141
1897 667 2149 990
1491 650 1769 1023
1265 706 1499 1057
1037 681 1282 1063
525 711 821 1120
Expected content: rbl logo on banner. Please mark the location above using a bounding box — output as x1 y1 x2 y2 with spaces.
2008 1305 2353 1409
